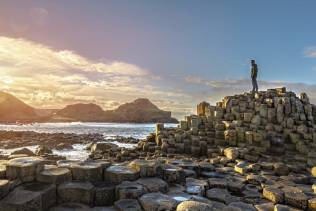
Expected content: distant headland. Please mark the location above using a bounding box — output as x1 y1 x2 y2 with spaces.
0 91 178 123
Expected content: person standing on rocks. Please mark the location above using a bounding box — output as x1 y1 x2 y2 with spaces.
251 59 258 94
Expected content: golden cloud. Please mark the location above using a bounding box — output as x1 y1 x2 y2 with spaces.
0 36 194 118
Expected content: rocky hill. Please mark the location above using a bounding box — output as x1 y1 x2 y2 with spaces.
108 98 178 123
53 103 107 122
0 91 38 122
53 98 178 123
0 91 177 123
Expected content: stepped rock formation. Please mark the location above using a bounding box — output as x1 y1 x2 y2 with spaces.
0 91 38 122
141 87 316 166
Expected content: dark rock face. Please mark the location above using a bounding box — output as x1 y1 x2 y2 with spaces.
54 103 106 122
0 91 178 123
0 91 38 122
52 98 178 123
108 98 178 123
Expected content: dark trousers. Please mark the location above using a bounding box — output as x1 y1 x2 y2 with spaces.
252 78 258 93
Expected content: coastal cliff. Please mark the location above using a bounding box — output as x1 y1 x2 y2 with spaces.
0 92 178 123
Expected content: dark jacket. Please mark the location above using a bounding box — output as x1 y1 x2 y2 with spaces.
251 64 258 79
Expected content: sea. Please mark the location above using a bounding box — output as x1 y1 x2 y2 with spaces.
0 122 178 160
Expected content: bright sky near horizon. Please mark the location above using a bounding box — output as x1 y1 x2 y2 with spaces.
1 0 316 119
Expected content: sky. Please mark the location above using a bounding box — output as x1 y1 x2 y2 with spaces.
1 0 316 119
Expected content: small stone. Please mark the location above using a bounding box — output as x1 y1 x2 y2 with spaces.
114 199 142 211
11 148 35 156
139 192 178 211
234 161 248 175
91 142 117 153
224 147 239 160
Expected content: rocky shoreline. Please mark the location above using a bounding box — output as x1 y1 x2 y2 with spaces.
1 88 316 210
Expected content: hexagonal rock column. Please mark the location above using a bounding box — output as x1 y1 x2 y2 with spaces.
0 182 56 211
284 191 309 210
226 202 256 211
0 165 6 179
70 161 103 182
0 180 10 199
163 165 186 184
136 177 169 193
185 178 209 196
19 182 56 209
115 181 145 200
139 192 178 211
49 202 90 211
263 187 284 204
0 187 42 211
104 165 139 184
93 181 116 206
274 204 301 211
206 188 238 204
57 181 95 206
176 200 213 211
129 159 161 177
37 167 72 184
114 199 142 211
57 160 80 168
6 156 44 182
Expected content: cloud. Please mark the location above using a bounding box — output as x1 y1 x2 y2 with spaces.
303 46 316 58
0 36 195 118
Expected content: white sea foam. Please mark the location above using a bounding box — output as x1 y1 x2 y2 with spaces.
0 123 177 160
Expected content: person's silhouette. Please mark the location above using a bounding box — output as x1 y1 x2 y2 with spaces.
251 60 258 94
